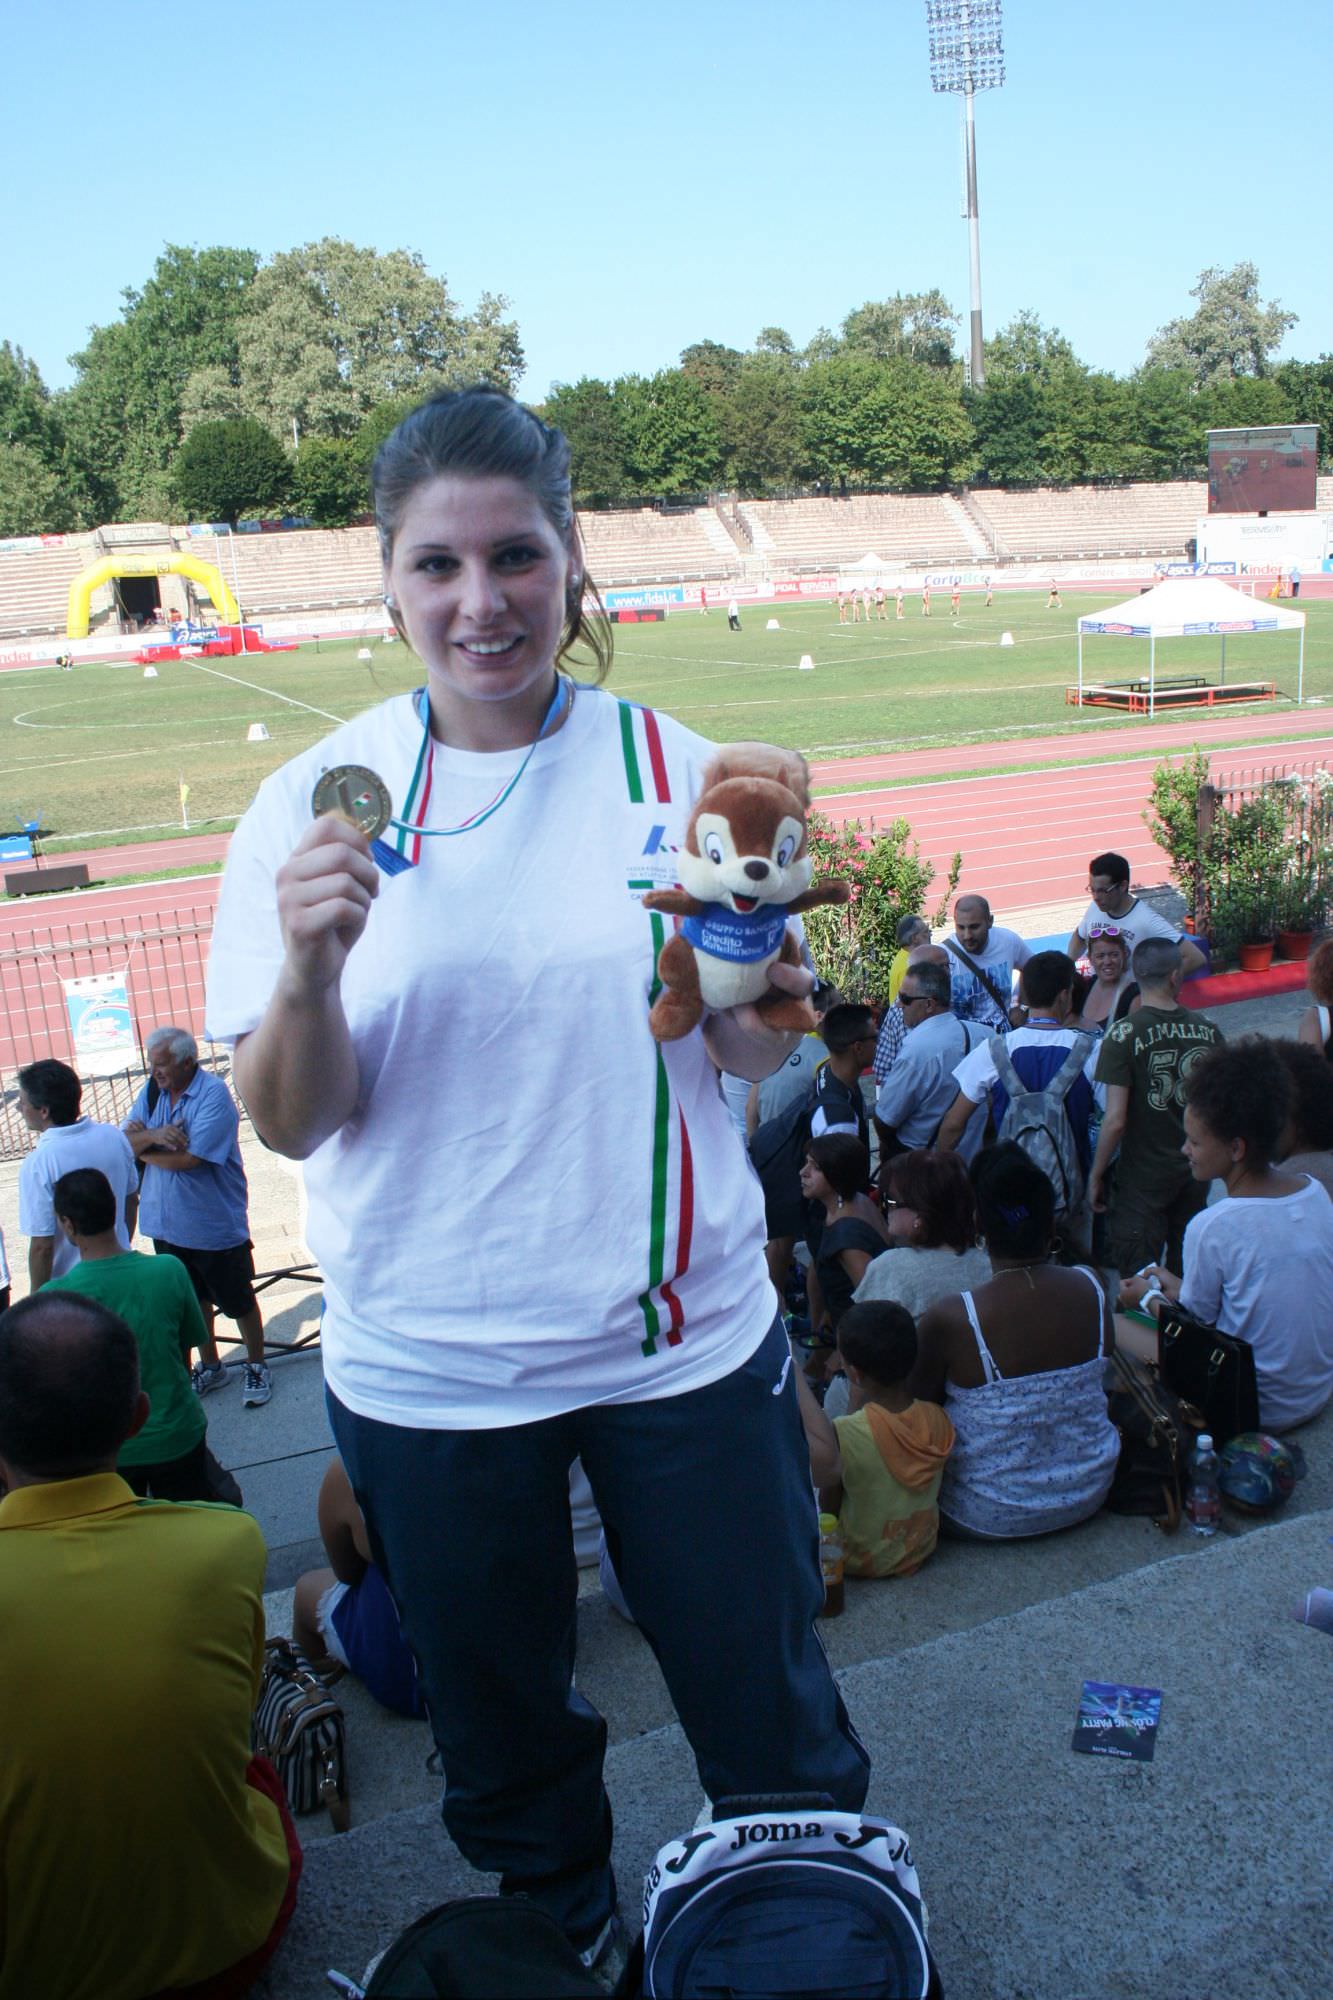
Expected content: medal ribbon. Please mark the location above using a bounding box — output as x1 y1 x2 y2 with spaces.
386 680 573 859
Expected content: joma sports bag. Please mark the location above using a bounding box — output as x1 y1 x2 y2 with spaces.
638 1800 940 1998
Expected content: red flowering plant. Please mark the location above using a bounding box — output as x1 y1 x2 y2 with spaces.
803 808 962 1007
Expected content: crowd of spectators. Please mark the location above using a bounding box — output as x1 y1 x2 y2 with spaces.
754 855 1333 1587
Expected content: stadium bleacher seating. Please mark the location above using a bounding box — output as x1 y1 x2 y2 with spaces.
3 475 1329 638
0 537 99 638
576 508 735 584
965 482 1207 560
740 496 974 570
213 527 384 615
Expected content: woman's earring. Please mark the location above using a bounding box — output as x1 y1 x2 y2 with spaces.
383 593 397 610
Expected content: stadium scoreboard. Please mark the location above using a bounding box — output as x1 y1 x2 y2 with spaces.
1207 424 1319 514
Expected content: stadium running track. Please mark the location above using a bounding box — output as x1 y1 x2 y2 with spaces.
2 707 1332 1071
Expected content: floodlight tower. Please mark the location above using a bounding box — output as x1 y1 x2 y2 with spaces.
926 0 1004 389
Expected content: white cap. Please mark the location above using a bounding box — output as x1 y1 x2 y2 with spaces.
1197 1434 1214 1452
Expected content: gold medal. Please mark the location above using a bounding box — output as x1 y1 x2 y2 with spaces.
311 765 393 841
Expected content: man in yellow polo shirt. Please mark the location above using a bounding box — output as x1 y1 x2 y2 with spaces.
0 1292 299 2000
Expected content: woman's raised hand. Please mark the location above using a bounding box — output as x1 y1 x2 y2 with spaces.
274 816 380 995
701 949 812 1081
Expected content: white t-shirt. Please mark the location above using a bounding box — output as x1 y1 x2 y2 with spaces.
1179 1176 1333 1432
1076 897 1182 953
17 1119 138 1278
205 686 776 1430
952 1024 1102 1107
944 927 1031 1029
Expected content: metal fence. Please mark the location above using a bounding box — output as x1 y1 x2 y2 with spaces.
0 901 228 1160
1196 757 1332 954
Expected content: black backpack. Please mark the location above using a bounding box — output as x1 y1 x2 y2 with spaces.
747 1077 818 1189
336 1896 610 1998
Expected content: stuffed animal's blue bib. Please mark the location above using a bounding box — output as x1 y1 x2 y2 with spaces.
680 902 789 965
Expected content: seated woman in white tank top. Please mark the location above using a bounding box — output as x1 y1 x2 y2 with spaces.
910 1144 1119 1539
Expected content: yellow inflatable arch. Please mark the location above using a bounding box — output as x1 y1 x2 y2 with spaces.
66 553 240 639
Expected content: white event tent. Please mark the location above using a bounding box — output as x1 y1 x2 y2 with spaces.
1075 577 1307 718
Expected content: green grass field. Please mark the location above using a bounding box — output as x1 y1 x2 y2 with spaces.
4 591 1329 846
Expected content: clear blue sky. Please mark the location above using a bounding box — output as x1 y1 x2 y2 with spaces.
3 0 1327 399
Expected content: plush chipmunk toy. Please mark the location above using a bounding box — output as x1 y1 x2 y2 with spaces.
642 742 849 1041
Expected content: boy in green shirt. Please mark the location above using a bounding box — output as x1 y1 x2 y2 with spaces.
794 1301 955 1578
45 1168 219 1500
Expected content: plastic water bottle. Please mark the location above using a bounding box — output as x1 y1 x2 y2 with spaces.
1186 1434 1222 1536
818 1512 845 1617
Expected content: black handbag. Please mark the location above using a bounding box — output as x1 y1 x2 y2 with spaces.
1105 1348 1194 1532
1157 1305 1259 1447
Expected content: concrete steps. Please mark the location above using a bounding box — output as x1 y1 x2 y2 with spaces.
261 1385 1332 1848
942 492 993 563
255 1504 1333 1998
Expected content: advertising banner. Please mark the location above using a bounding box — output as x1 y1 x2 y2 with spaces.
604 585 686 609
774 576 838 596
1196 513 1330 574
63 972 137 1078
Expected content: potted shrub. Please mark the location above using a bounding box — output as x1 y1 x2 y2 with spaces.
1275 878 1321 960
1207 882 1275 972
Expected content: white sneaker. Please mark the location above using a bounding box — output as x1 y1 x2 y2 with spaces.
242 1362 272 1407
191 1360 228 1396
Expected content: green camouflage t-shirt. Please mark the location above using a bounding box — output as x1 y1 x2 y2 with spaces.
1095 1005 1224 1205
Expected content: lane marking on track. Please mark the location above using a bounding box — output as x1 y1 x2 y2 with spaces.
186 661 347 725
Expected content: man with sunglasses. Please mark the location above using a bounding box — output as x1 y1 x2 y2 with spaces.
873 962 990 1162
1067 851 1204 976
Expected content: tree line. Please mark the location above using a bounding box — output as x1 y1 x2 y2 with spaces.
2 253 1329 537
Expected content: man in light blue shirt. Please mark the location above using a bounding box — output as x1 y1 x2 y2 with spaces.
124 1026 271 1407
872 962 990 1160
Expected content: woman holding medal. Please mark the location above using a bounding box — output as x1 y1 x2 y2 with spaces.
205 389 869 1972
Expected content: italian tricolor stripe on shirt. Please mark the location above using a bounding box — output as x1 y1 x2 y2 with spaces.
620 700 694 1355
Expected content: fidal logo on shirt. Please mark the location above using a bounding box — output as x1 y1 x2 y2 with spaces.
627 818 681 898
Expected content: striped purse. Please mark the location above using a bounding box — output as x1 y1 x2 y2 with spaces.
251 1636 350 1831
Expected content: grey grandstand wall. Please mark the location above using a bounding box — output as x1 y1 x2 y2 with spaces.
4 480 1328 658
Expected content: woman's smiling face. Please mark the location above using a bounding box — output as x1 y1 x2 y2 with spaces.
1090 937 1129 984
385 474 573 734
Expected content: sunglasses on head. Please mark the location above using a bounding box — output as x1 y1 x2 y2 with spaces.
1088 924 1125 940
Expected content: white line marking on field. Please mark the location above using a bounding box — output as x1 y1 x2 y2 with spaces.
0 736 280 778
187 661 346 725
12 706 279 733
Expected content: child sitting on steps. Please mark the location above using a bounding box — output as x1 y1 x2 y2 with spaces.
793 1301 956 1579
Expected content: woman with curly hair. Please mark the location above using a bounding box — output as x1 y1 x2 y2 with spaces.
1120 1038 1333 1431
